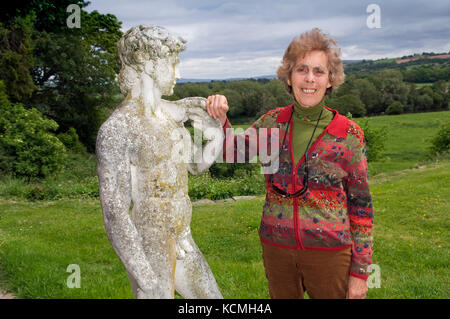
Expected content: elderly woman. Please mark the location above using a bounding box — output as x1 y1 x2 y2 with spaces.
206 28 374 299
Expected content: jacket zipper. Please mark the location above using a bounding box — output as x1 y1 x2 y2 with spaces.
288 117 305 250
290 112 333 251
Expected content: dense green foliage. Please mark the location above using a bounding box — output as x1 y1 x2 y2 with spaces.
0 15 36 101
428 122 450 157
0 81 66 178
0 1 122 152
386 101 404 115
358 119 387 162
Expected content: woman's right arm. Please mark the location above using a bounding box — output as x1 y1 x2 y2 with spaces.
206 94 229 127
206 94 263 164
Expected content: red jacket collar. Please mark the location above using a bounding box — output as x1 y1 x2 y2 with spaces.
276 104 348 139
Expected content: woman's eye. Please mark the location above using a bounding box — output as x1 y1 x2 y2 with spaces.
314 69 325 76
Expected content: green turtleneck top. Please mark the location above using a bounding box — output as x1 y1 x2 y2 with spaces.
292 98 334 164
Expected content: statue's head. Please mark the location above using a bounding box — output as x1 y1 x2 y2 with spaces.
117 25 187 95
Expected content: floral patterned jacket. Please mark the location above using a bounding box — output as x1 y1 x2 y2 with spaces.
222 105 374 280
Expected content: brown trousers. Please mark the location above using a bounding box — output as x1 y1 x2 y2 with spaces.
262 242 352 299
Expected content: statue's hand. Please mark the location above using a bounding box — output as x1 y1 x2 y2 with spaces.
181 96 207 110
190 96 207 109
187 102 221 135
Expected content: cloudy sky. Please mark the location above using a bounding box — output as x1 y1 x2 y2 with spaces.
85 0 450 79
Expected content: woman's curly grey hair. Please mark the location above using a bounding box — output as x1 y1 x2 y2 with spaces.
277 28 345 96
117 25 186 94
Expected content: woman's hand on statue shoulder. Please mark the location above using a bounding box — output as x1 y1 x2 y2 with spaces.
206 94 229 126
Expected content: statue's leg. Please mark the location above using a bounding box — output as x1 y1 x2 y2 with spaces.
126 228 177 299
174 233 223 299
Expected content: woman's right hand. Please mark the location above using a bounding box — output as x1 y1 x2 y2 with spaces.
206 94 229 127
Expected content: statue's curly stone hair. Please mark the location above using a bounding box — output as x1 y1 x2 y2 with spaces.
117 25 186 94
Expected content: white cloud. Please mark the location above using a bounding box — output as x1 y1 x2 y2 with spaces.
180 55 281 79
86 0 450 79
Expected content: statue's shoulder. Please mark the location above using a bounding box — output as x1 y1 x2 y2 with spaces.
97 107 132 147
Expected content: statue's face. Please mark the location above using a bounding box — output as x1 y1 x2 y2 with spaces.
151 55 180 96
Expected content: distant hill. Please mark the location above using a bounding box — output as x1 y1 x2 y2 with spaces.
343 52 450 73
178 74 277 83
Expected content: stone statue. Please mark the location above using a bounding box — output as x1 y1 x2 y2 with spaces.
96 25 224 299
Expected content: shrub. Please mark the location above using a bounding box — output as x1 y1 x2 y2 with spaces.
386 101 404 115
189 170 265 200
57 127 87 154
428 122 450 157
209 162 259 178
0 81 67 178
359 119 387 162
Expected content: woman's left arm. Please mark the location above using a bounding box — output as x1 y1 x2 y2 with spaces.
342 122 374 297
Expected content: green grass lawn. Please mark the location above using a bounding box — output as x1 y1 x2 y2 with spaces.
0 160 448 298
353 111 450 175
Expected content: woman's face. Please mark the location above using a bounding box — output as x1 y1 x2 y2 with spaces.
288 50 332 107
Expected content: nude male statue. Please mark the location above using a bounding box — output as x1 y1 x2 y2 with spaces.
96 25 223 299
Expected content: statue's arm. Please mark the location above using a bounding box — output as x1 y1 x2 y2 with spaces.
161 97 223 174
96 122 156 291
161 97 207 123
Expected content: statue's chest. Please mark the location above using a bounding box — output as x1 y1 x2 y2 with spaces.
129 118 188 169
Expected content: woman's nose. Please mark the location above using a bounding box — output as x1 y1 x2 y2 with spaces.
305 71 314 82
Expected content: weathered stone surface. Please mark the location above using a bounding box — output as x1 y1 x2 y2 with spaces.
232 196 258 201
97 25 223 299
0 288 16 299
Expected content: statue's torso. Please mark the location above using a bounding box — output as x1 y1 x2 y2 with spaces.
118 104 192 238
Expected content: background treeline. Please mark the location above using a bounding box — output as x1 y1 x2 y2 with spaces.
168 64 449 121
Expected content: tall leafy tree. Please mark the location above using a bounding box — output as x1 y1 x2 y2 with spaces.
1 1 122 151
0 15 36 102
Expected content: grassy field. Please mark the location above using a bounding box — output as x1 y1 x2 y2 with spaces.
354 111 450 175
0 159 448 299
0 110 449 299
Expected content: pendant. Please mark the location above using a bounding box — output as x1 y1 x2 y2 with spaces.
297 115 311 122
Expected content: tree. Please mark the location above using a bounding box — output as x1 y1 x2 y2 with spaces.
1 1 123 152
29 8 123 151
415 94 433 112
369 70 410 113
353 78 381 115
0 15 36 102
328 94 366 117
217 88 243 117
386 101 403 115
